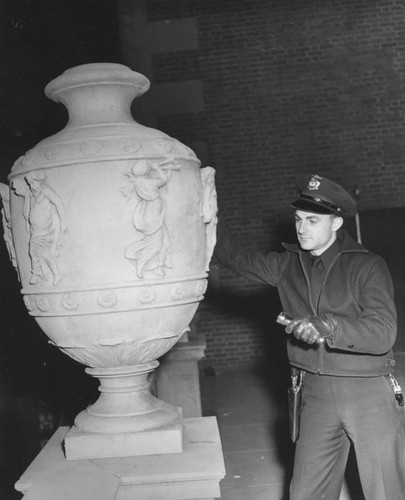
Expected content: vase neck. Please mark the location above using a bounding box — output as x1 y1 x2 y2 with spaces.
55 84 139 127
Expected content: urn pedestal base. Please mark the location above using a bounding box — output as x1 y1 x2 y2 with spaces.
15 418 226 500
64 410 183 460
64 361 184 459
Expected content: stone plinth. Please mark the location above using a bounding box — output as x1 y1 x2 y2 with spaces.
15 417 225 500
155 333 206 418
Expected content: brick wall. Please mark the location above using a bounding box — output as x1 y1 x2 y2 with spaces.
136 0 405 370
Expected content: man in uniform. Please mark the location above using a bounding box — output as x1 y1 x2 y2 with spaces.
214 173 405 500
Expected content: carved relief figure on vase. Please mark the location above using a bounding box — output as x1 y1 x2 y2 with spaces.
14 170 67 286
121 159 179 279
0 183 19 278
200 166 218 271
11 176 31 233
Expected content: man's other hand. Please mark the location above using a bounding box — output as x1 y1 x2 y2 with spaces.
285 315 335 344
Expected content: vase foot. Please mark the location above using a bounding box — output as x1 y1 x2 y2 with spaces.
64 408 183 460
74 396 181 434
74 362 182 434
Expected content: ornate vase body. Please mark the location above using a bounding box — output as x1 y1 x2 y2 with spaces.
0 64 217 457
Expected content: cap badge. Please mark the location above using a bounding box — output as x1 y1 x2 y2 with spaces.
307 175 321 191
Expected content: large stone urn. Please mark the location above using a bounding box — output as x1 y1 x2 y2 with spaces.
0 63 218 459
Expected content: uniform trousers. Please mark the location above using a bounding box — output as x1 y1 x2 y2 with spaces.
289 372 405 500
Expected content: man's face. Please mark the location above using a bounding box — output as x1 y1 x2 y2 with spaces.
295 210 342 255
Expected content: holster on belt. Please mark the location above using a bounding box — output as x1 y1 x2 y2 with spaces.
288 367 305 443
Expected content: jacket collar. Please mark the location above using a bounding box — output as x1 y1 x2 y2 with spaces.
282 229 368 255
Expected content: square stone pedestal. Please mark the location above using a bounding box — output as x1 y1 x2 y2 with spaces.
154 333 206 418
15 417 225 500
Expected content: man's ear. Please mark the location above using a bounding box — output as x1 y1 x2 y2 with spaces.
332 216 344 231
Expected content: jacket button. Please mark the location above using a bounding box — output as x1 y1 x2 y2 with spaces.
348 344 354 348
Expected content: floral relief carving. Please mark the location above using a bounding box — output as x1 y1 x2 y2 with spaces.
154 139 174 154
119 138 142 154
136 336 178 362
120 159 179 279
195 279 208 296
36 296 50 312
0 183 20 279
171 284 186 301
137 286 156 304
23 296 32 311
200 166 218 271
22 279 205 316
61 293 79 311
79 140 103 156
57 335 178 368
45 147 61 161
97 290 118 308
12 170 67 286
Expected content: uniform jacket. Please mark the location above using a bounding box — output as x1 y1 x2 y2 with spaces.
214 218 397 376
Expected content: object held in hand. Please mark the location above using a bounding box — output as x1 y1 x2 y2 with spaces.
276 312 325 343
276 311 293 326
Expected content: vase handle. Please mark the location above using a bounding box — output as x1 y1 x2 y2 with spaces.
0 182 20 278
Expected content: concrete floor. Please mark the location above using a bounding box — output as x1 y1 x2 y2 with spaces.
200 365 366 500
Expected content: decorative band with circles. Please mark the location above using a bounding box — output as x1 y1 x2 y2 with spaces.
22 278 208 317
10 136 200 175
